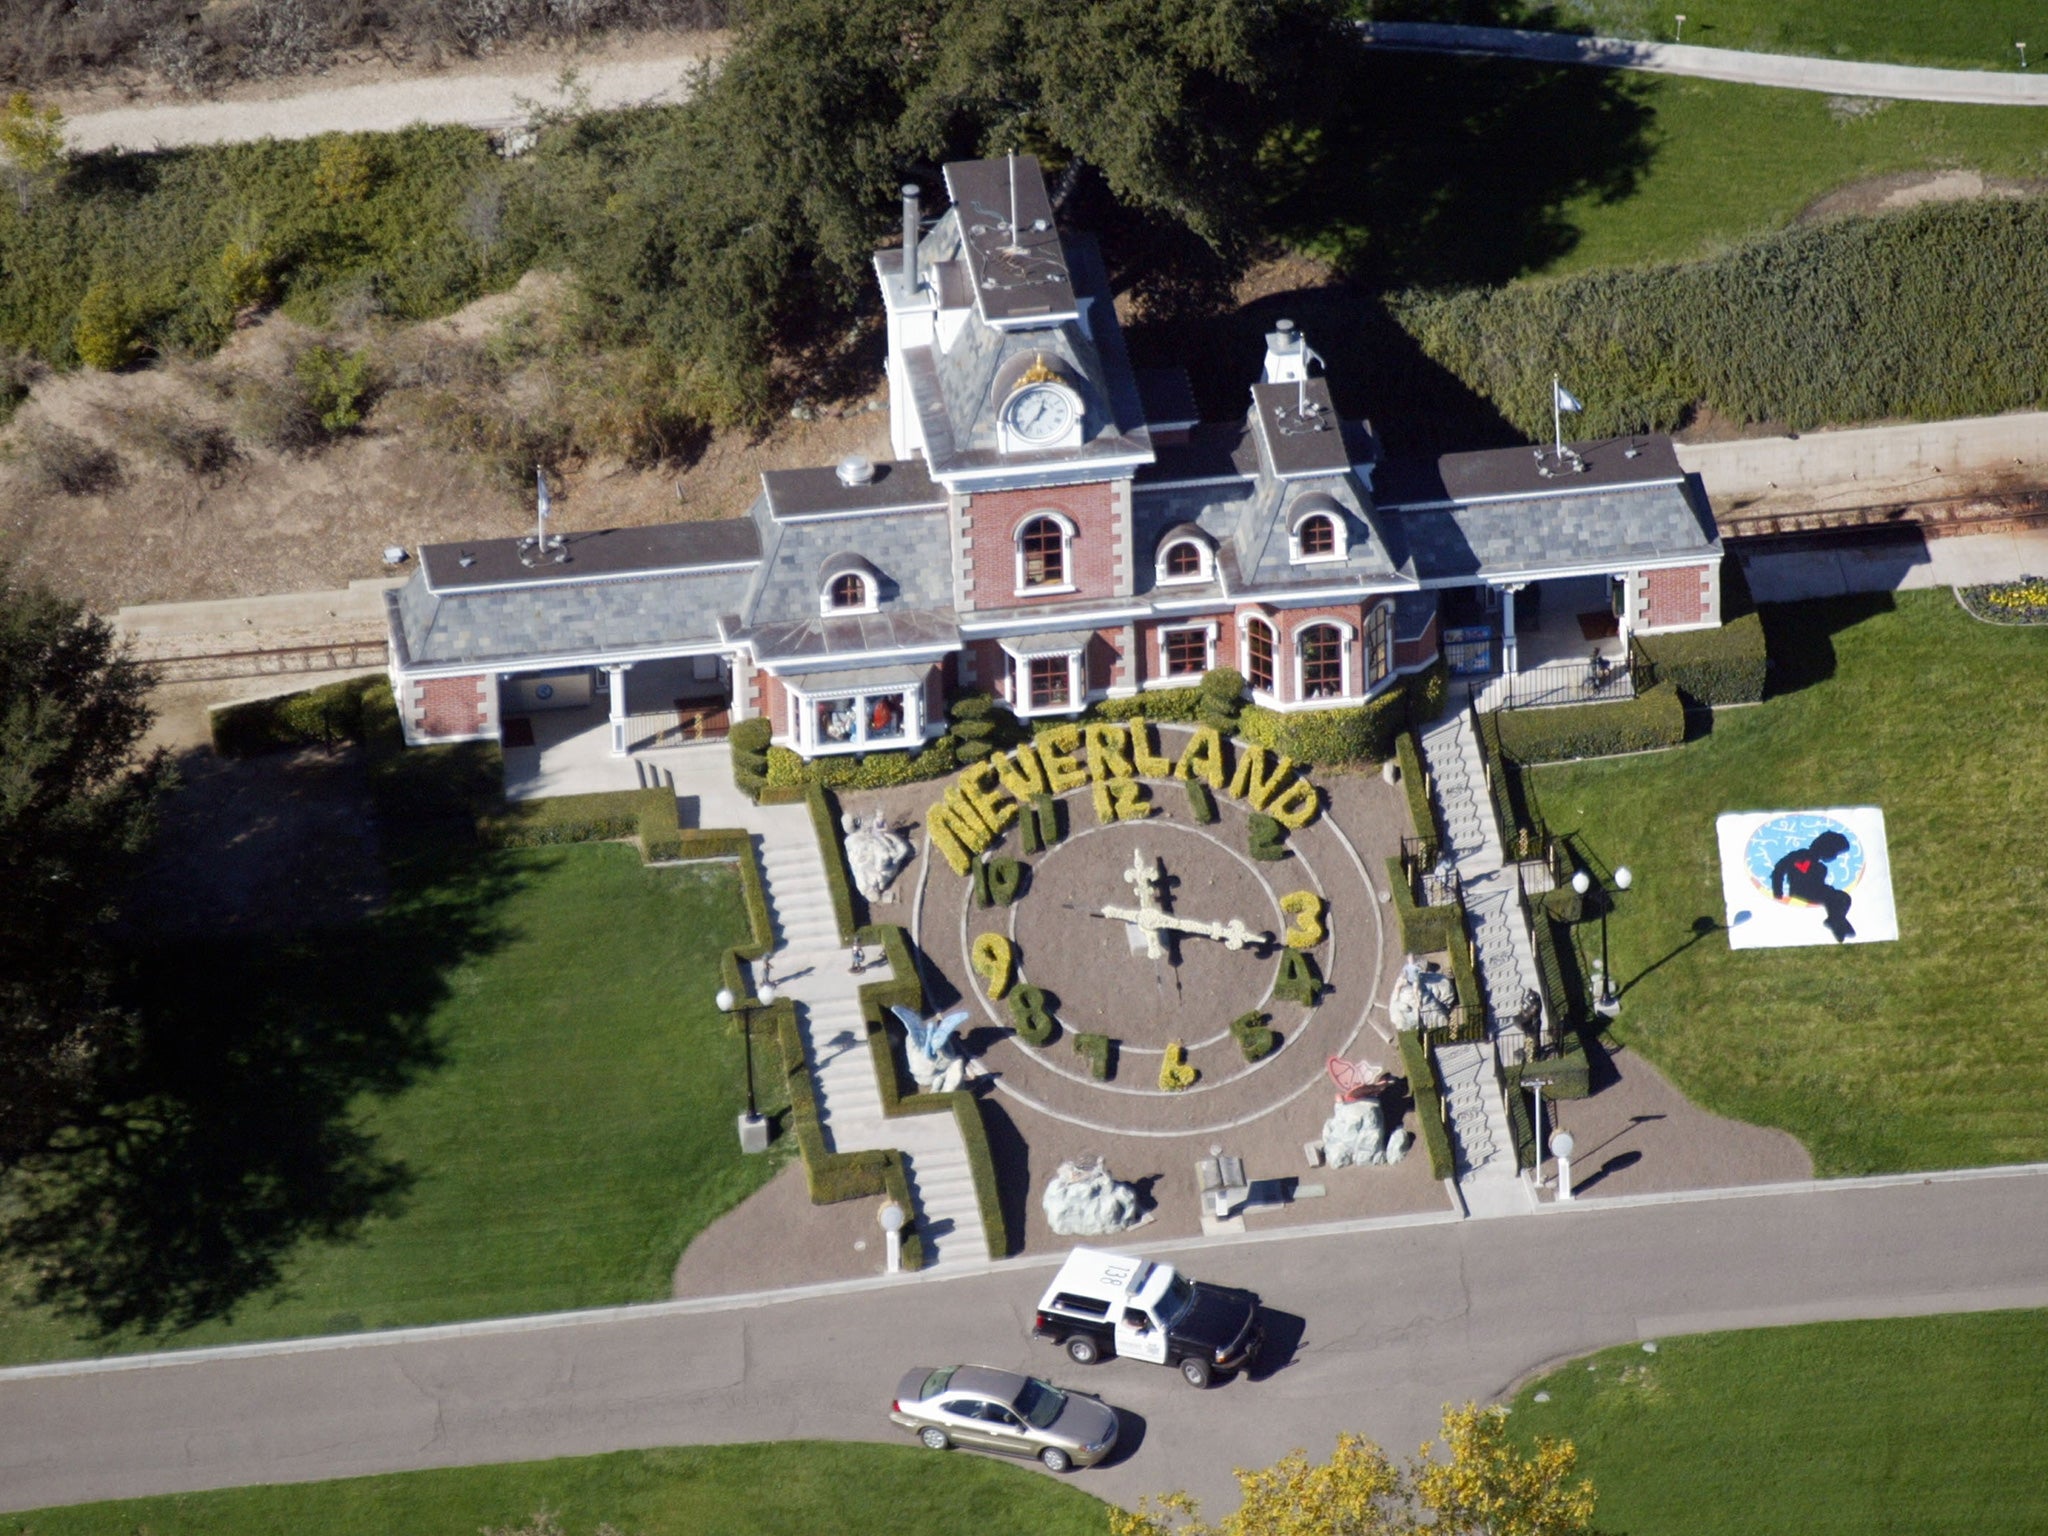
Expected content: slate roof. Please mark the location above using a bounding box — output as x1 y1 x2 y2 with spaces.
731 494 954 637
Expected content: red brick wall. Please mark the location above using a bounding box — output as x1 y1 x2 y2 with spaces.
924 665 945 730
761 672 791 740
960 480 1119 610
418 674 488 738
1275 602 1367 705
1393 610 1440 669
1641 564 1713 630
962 639 1007 697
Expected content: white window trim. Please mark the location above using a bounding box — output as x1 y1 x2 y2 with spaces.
820 572 878 617
787 679 925 756
1158 620 1218 681
1014 510 1079 597
1288 513 1349 565
1155 536 1212 586
1238 613 1280 701
1292 617 1355 703
1010 648 1085 718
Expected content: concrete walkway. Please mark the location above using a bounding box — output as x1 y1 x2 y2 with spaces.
1359 21 2048 105
1740 525 2048 602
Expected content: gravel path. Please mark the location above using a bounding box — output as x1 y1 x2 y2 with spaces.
64 51 711 153
1358 21 2048 105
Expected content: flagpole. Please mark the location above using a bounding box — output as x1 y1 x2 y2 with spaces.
1552 373 1563 461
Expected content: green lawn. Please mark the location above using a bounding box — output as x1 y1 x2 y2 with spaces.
0 1442 1112 1536
1479 0 2040 72
0 816 782 1364
1510 1310 2048 1535
1524 591 2048 1175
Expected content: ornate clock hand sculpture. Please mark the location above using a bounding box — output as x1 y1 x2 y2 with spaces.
1098 848 1269 962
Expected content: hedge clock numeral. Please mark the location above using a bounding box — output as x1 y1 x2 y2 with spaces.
970 931 1015 999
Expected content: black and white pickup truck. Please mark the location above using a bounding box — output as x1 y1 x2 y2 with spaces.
1031 1247 1263 1388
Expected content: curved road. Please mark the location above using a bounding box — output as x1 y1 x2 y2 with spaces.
1359 21 2048 105
5 1166 2047 1517
58 21 2047 155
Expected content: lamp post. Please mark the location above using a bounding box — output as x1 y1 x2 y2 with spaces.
723 987 770 1154
1524 1078 1551 1191
1573 866 1631 1016
2019 41 2028 68
878 1199 908 1274
1551 1129 1576 1201
1674 12 1686 43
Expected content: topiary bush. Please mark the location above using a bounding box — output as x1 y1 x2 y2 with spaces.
1229 1011 1276 1062
1494 681 1685 765
1196 666 1247 735
1635 610 1767 706
1072 1031 1114 1080
1240 686 1404 768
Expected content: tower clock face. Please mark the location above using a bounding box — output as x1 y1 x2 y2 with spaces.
1006 383 1078 444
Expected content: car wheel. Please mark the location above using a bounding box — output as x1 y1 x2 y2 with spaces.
1179 1355 1213 1389
1040 1446 1073 1474
1066 1336 1100 1365
920 1426 949 1451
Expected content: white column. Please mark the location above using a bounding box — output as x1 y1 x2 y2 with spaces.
607 664 630 756
1500 585 1519 676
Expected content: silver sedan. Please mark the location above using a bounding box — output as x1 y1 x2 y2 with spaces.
889 1363 1120 1473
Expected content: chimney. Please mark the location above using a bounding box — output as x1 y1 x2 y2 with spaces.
901 183 921 296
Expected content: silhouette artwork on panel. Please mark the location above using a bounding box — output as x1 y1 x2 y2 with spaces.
1769 829 1855 942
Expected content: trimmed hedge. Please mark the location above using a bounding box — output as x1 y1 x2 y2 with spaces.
1395 729 1436 847
1494 681 1685 765
1240 685 1405 767
805 782 860 944
1072 1031 1114 1080
730 716 772 799
1090 687 1204 724
1230 1011 1276 1062
1635 609 1767 706
210 675 392 757
1472 708 1523 853
1386 855 1455 954
1398 1028 1455 1182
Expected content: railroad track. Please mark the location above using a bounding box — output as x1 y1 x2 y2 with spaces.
1720 486 2048 543
138 637 388 685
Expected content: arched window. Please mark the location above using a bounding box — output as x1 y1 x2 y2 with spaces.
1018 514 1070 590
1298 623 1346 700
828 573 868 610
1245 617 1276 693
1366 602 1392 684
1297 515 1338 558
1160 538 1207 583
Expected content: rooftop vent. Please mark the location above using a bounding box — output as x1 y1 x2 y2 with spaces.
836 455 877 486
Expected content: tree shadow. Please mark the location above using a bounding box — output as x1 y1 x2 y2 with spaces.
1759 592 1897 697
1114 19 1656 454
5 746 526 1340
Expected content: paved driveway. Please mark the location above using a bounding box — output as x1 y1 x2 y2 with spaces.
6 1168 2047 1516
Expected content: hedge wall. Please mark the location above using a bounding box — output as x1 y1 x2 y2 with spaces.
1391 199 2048 439
1494 681 1685 765
805 783 860 944
1386 856 1455 954
1398 1028 1455 1182
1635 610 1767 706
210 675 393 757
1395 730 1436 848
1240 686 1406 768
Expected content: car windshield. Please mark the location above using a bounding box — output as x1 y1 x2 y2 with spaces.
920 1367 957 1399
1157 1274 1196 1326
1013 1377 1067 1430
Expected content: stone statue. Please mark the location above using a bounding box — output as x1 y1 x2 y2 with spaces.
1322 1097 1386 1168
1041 1153 1150 1237
891 1003 970 1093
844 810 913 901
1389 954 1457 1032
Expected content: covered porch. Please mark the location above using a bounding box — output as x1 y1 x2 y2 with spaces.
497 654 733 760
1444 573 1637 712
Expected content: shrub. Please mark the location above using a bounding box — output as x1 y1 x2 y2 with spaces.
730 715 771 799
1240 686 1404 767
1229 1011 1275 1062
1247 811 1290 861
15 422 120 495
806 783 858 944
1091 686 1204 723
1072 1031 1113 1080
1542 885 1584 925
1386 856 1455 953
1398 1029 1455 1181
73 280 143 371
1494 681 1685 765
1186 776 1217 824
295 343 374 433
947 692 999 722
1196 666 1246 734
1402 655 1449 724
1395 730 1435 845
1159 1040 1197 1090
1008 984 1058 1046
1275 949 1323 1006
1635 610 1767 705
210 675 386 756
99 401 237 478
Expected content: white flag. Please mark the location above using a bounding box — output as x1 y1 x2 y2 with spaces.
536 467 552 524
1554 380 1584 413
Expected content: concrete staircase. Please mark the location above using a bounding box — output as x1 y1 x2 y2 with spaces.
750 818 990 1269
1415 710 1532 1218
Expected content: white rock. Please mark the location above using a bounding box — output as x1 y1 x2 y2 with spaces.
1042 1155 1147 1237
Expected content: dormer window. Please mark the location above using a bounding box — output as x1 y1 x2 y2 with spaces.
1157 533 1211 585
818 553 883 615
1287 495 1351 564
1016 513 1074 593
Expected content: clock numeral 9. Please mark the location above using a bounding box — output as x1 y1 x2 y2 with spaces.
971 932 1015 1000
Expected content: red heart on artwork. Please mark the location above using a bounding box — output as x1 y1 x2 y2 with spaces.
1794 860 1812 873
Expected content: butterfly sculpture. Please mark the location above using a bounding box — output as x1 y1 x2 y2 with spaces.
892 1004 973 1061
